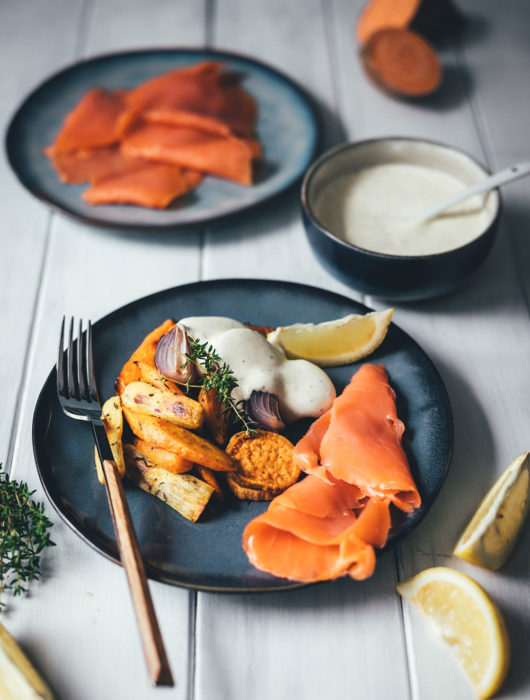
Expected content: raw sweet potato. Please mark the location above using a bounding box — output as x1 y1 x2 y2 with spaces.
123 407 235 472
121 381 204 430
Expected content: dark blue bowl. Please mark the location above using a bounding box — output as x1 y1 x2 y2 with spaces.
301 138 501 301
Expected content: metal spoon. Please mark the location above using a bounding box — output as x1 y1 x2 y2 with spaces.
406 161 530 223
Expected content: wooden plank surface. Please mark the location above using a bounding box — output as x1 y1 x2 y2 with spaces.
0 1 529 699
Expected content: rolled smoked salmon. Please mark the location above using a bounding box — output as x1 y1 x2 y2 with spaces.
242 364 420 583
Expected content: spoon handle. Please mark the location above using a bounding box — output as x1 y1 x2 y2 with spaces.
412 161 530 222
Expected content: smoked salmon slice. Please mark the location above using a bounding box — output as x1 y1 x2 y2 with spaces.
119 61 257 138
243 364 420 583
121 122 259 185
48 145 202 208
45 89 126 156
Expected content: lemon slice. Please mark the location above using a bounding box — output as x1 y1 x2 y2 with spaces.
397 567 510 699
0 621 54 699
454 452 530 570
267 308 394 366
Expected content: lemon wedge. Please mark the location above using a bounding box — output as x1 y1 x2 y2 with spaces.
0 621 53 699
267 308 394 366
454 452 530 570
397 567 510 699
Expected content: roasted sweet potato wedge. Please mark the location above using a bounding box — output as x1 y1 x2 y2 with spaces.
198 386 230 445
121 381 204 430
123 407 235 472
133 437 193 474
124 444 213 522
135 360 183 395
196 465 224 500
116 319 175 395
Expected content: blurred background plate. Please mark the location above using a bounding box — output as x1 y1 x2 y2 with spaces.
6 48 319 230
32 279 453 592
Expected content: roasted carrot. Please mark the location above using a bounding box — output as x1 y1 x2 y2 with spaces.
116 319 175 395
360 28 442 97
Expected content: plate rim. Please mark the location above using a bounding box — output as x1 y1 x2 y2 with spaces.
5 46 322 232
32 278 453 593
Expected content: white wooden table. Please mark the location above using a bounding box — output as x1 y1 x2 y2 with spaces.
1 1 529 698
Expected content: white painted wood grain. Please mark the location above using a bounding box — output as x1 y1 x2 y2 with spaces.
4 1 208 699
0 0 85 462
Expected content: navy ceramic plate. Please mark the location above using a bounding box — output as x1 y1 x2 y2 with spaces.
6 48 319 230
32 280 452 592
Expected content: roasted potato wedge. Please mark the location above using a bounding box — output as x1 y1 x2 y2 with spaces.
116 319 175 395
198 386 230 445
93 396 126 483
135 360 183 395
123 407 235 472
124 444 214 522
121 381 204 430
133 437 193 474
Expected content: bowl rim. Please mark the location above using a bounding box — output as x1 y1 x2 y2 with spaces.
301 136 502 261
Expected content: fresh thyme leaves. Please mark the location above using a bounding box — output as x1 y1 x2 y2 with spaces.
185 338 256 435
0 467 55 611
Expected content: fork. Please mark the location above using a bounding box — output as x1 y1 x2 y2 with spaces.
57 317 173 687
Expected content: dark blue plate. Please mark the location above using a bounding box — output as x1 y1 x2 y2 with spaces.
6 48 319 230
32 280 452 592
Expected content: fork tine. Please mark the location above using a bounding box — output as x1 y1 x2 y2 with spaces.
57 316 66 397
87 320 99 402
67 317 78 399
77 319 89 401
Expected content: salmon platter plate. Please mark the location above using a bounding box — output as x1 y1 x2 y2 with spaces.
32 280 453 592
6 49 319 230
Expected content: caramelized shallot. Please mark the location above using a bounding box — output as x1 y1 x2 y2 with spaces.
245 391 285 432
154 324 195 384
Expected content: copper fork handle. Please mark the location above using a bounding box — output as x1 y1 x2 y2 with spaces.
102 459 173 687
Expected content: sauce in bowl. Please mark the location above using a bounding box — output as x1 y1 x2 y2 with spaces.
314 163 494 257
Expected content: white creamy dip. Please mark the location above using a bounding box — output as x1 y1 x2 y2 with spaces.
178 316 336 422
314 163 492 256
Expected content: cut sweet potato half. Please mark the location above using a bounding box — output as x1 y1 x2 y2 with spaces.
360 28 442 97
356 0 464 45
133 438 193 474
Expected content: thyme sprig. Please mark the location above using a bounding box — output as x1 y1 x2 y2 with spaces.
0 467 55 611
185 338 256 435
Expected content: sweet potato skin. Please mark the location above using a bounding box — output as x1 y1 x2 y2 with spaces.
122 381 204 429
198 386 230 445
116 319 175 395
123 407 235 472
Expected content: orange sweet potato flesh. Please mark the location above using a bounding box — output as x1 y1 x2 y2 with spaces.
133 437 193 474
116 319 175 395
121 122 259 185
198 387 230 446
123 407 236 472
45 89 126 155
360 28 442 96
